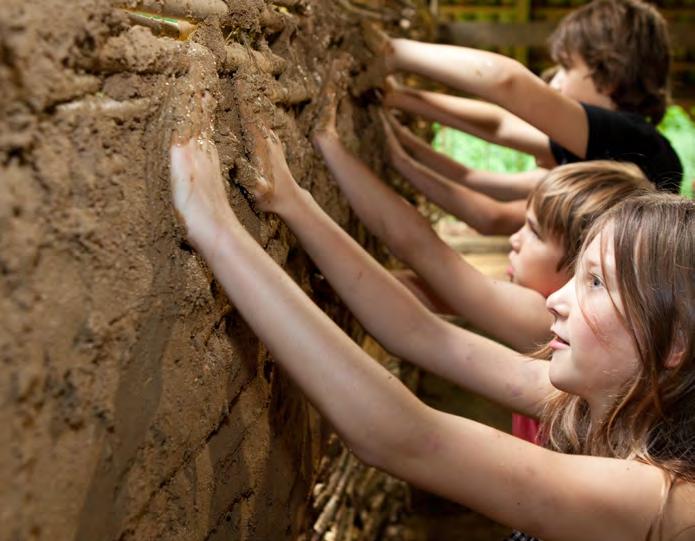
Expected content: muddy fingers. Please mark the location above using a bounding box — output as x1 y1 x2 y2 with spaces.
311 53 353 149
233 78 299 214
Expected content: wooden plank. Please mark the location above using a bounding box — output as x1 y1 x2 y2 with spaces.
437 5 517 18
438 21 695 49
438 20 556 46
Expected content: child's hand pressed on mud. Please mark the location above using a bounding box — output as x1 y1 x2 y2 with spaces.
235 95 302 215
170 135 237 249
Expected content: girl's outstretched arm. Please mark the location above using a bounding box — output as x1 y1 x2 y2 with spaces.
382 111 527 234
312 116 549 351
374 34 589 160
386 110 547 202
171 95 667 541
384 78 551 165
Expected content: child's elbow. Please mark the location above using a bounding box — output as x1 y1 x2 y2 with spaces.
490 58 530 106
347 407 443 473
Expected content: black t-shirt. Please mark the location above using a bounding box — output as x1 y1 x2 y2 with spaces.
550 103 683 193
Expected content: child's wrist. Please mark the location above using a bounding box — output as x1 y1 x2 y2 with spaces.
277 184 313 222
270 175 306 216
186 208 239 253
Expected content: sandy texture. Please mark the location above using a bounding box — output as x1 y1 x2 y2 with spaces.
0 1 406 539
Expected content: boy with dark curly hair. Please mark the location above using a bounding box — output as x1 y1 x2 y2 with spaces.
377 0 682 225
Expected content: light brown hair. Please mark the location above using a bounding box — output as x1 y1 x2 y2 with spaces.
528 160 653 272
548 0 672 124
540 194 695 487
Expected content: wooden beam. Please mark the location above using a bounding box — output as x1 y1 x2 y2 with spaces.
438 21 555 47
438 21 695 49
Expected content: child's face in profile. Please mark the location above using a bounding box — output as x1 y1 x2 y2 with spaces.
549 54 615 110
507 208 569 298
546 227 640 406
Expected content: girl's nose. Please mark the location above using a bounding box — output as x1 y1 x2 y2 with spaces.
510 229 521 252
546 277 573 318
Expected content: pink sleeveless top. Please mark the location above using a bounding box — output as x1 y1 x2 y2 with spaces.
512 413 541 445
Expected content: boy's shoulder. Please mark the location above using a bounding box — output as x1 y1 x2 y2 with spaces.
550 103 683 193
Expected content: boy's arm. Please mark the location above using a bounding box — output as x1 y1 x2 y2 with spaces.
382 113 526 235
387 39 589 160
387 113 547 201
312 127 553 352
385 82 552 163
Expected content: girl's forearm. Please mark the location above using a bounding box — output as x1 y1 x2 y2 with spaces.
277 188 550 406
314 134 445 261
387 116 542 202
277 187 447 365
195 211 432 461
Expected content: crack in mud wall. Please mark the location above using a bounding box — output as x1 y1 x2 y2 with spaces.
0 1 424 539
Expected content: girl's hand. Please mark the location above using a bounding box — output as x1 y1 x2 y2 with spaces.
170 92 237 249
170 135 236 248
236 85 300 215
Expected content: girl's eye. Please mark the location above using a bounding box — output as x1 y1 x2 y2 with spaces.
589 273 604 288
525 223 540 240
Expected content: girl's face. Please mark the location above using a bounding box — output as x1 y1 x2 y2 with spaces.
549 54 616 110
507 208 569 298
545 228 640 411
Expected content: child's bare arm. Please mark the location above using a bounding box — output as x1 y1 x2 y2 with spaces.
382 112 526 235
387 113 547 201
312 127 551 351
171 130 666 541
385 79 551 163
386 39 589 160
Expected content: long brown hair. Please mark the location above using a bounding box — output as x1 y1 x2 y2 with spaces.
528 160 653 272
548 0 672 124
540 194 695 485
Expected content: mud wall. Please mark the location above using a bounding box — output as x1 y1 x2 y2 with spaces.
0 1 415 539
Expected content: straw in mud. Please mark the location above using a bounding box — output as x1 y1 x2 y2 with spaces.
123 10 197 40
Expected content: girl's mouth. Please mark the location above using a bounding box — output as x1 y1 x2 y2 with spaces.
549 332 570 350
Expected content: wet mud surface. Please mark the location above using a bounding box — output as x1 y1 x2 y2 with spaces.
0 1 415 539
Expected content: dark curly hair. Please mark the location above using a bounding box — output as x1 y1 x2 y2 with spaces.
549 0 672 124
